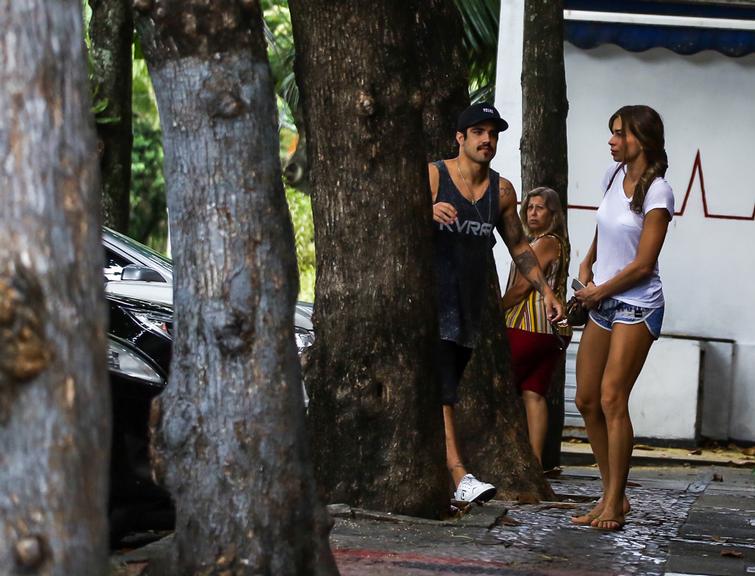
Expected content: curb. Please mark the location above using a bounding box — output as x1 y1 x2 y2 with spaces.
560 443 755 469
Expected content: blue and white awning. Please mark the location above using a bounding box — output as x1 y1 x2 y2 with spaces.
564 1 755 57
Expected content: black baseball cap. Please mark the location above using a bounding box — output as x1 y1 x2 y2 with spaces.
456 102 509 133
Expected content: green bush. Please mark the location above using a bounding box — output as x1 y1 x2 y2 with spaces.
285 186 315 302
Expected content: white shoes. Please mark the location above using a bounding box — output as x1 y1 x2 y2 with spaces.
453 474 497 504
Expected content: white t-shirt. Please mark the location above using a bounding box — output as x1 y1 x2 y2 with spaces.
593 163 674 308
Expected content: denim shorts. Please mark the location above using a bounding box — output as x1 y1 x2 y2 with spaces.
588 298 664 340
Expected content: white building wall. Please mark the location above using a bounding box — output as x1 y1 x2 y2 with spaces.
494 1 755 441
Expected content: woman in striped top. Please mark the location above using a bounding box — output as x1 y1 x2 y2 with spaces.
502 187 571 466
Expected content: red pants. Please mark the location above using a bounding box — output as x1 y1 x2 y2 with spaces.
506 328 567 396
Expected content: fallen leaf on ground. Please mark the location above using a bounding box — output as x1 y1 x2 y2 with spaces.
688 448 702 455
487 512 522 529
720 549 744 558
742 446 755 456
627 481 642 487
634 444 655 451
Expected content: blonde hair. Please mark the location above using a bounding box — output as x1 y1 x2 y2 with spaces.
519 186 568 243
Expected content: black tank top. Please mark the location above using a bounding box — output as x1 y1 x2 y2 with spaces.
433 160 500 347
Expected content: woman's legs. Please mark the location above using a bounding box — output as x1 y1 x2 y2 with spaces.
522 390 548 465
507 329 562 467
572 319 612 524
593 322 654 529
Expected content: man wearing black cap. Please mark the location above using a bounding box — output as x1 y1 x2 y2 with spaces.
429 102 563 504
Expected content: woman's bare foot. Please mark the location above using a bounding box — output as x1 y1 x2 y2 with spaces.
592 514 625 531
572 496 630 526
590 496 630 527
571 504 602 526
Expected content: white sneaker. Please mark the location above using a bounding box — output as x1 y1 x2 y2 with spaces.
453 474 497 504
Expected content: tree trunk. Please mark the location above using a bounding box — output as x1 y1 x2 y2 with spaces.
456 260 555 500
414 0 470 162
289 0 448 518
414 1 555 500
88 0 133 232
521 0 569 471
0 2 110 575
134 2 336 574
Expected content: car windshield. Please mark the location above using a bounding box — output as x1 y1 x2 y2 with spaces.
104 227 173 271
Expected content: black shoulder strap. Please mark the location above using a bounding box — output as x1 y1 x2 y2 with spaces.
606 164 624 193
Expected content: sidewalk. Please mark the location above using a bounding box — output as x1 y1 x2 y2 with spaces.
112 446 755 576
329 464 754 576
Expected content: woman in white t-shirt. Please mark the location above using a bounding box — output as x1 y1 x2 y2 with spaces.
571 105 674 531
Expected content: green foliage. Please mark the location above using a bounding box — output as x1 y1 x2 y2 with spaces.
130 117 167 252
453 0 500 102
83 3 122 126
285 186 315 301
262 0 298 125
129 54 168 252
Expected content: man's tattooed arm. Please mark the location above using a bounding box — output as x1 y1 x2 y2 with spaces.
512 251 544 295
497 178 549 296
497 182 524 247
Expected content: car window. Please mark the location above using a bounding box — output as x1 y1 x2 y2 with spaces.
106 228 172 269
104 248 132 281
103 227 173 283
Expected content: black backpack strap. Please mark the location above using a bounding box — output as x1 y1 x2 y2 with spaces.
606 164 624 193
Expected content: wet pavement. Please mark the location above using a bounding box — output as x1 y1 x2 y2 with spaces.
329 465 754 576
111 459 755 576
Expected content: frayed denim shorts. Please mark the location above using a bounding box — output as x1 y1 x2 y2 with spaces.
588 298 664 340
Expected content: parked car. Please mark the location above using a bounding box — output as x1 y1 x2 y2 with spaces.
102 228 314 539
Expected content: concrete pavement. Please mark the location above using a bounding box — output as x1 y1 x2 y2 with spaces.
111 446 755 576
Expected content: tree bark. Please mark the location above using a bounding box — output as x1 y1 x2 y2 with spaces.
414 0 470 162
88 0 133 232
134 2 336 574
521 0 569 471
0 2 110 575
456 260 555 500
289 0 448 517
414 1 555 500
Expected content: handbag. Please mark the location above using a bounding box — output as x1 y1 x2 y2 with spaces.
566 296 588 327
505 235 573 338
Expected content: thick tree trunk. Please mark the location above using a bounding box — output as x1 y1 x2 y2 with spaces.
414 0 470 161
289 0 448 517
456 261 555 500
88 0 133 232
134 2 336 574
0 2 110 575
414 1 554 500
521 0 569 471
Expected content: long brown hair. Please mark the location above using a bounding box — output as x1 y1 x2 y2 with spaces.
609 105 668 214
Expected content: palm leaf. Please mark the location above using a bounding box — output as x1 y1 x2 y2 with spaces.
453 0 499 100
